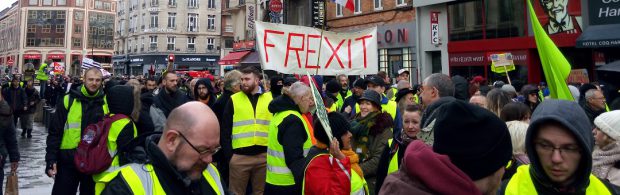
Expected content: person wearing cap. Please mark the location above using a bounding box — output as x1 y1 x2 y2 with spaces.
500 100 620 194
265 82 315 194
592 111 620 186
375 104 421 194
303 112 367 195
362 76 398 121
380 100 512 195
469 75 486 97
387 69 410 101
350 90 393 193
521 84 540 112
341 78 366 119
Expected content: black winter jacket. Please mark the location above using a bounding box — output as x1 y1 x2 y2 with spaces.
2 86 27 114
0 99 19 163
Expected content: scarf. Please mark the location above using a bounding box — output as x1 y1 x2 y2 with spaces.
316 142 364 178
592 142 620 179
352 112 380 160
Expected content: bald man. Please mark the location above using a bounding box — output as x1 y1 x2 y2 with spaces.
101 102 227 195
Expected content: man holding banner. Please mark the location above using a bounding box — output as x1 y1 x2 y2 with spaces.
265 81 315 194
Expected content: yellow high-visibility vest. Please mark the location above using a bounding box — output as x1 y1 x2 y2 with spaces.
230 92 273 149
266 110 312 186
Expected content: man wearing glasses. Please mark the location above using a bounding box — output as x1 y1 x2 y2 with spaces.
500 100 619 194
101 102 226 195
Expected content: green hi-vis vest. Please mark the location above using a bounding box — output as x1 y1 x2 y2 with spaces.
266 110 312 186
387 139 399 174
355 99 398 120
389 87 398 101
230 92 273 149
61 94 109 149
302 154 368 195
93 116 138 195
36 63 49 81
116 163 224 195
505 165 611 195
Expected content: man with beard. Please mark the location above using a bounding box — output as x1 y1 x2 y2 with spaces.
221 67 272 195
150 71 190 132
194 78 216 107
101 102 226 195
337 74 351 103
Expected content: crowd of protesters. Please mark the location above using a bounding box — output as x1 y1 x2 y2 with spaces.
1 64 620 195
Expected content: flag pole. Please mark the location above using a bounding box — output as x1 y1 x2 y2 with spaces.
314 0 327 76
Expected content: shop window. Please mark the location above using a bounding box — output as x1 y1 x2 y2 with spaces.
448 0 483 41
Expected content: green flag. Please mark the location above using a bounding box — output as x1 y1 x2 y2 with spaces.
527 0 573 101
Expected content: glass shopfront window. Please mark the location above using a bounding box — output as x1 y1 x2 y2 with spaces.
378 48 415 80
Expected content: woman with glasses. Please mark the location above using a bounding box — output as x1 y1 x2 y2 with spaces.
592 111 620 186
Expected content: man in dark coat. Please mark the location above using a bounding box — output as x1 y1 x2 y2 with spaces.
21 80 40 138
2 77 27 127
150 71 190 132
0 86 20 192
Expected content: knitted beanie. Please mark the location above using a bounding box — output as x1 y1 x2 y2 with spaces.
313 112 351 147
594 110 620 141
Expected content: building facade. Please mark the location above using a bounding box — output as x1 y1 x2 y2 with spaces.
0 0 116 76
0 2 20 76
326 0 418 83
113 0 222 76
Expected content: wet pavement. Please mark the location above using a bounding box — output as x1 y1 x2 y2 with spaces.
3 122 54 194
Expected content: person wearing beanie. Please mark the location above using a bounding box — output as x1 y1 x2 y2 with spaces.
303 112 367 195
93 85 139 192
325 79 343 112
380 100 512 195
269 76 284 99
469 75 486 97
592 111 620 186
375 104 422 194
501 84 517 99
500 100 620 194
341 78 366 119
350 90 393 193
365 75 399 120
521 84 540 112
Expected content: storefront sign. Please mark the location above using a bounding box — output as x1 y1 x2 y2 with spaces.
256 21 378 75
47 54 65 59
131 58 144 62
589 0 620 25
431 12 440 45
247 2 256 31
24 54 41 59
450 50 528 66
376 23 416 49
181 57 201 62
567 69 590 83
233 40 255 50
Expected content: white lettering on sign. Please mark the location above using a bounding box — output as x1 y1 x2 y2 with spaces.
602 0 620 3
206 58 216 62
131 58 143 62
599 7 620 18
144 28 175 33
430 12 440 45
256 21 378 76
182 58 201 62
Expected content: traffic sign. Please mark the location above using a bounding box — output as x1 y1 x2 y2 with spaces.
269 0 283 13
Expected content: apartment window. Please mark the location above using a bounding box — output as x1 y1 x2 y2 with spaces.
43 0 52 5
57 0 66 5
104 2 111 10
189 0 198 8
76 0 83 6
208 0 215 8
74 25 82 33
167 13 176 28
56 24 65 33
187 36 195 49
168 0 176 6
151 0 158 6
396 0 406 6
448 1 484 41
29 0 38 5
167 36 175 51
27 25 36 33
28 11 37 19
57 11 66 19
207 38 214 50
374 0 382 10
42 24 51 33
73 38 81 47
207 15 215 30
150 36 157 47
27 38 36 46
336 5 342 17
224 38 233 48
99 27 105 35
41 38 51 46
55 38 64 46
188 14 198 32
42 11 51 19
75 11 84 20
141 37 145 50
128 40 132 52
150 13 158 27
95 0 103 9
354 0 361 14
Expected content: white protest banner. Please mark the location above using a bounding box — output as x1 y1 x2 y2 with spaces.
256 21 378 75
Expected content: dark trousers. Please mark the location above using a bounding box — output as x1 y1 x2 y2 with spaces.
51 162 95 195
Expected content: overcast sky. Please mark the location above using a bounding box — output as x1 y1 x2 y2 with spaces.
0 0 17 11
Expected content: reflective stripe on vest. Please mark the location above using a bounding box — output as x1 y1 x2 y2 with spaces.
230 92 273 149
61 95 109 149
121 163 224 195
387 139 399 174
266 110 312 186
93 117 138 182
505 165 611 195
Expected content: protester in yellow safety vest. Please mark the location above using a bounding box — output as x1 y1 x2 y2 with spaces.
45 67 109 195
337 74 352 100
221 67 272 195
303 112 368 195
381 100 512 195
350 90 393 193
36 59 51 98
388 69 410 101
92 85 139 194
101 102 227 195
499 100 620 194
265 82 315 194
375 104 421 194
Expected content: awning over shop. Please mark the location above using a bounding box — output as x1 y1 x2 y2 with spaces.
576 24 620 48
240 52 260 64
218 51 251 65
